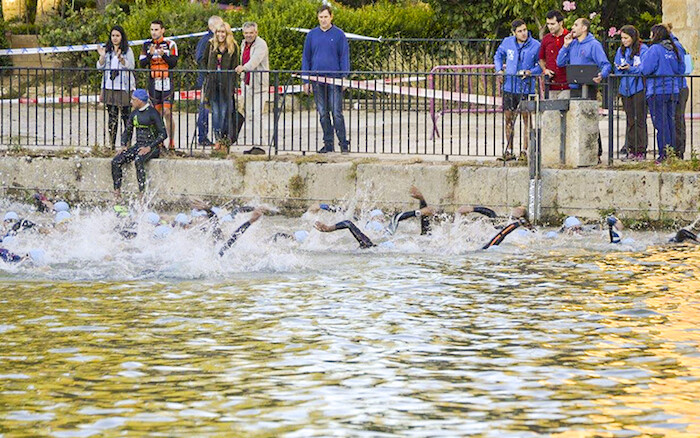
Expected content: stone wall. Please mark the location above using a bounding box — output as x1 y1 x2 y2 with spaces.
0 156 698 221
663 0 700 113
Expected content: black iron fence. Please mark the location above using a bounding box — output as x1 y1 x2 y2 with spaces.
1 66 697 162
0 66 538 158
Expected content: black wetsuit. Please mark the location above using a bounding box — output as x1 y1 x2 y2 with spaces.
482 217 530 249
219 221 253 256
112 104 167 192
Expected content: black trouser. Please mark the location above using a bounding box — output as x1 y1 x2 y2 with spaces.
621 91 648 156
111 145 160 191
107 105 130 149
674 87 689 158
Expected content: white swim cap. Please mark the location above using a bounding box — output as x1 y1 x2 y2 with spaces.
145 212 160 225
545 231 559 239
174 213 190 225
55 211 71 224
563 216 582 228
294 230 309 243
191 209 208 218
220 214 233 223
154 224 172 238
369 209 384 218
365 220 384 232
54 201 70 212
1 235 16 245
211 207 222 215
3 211 19 222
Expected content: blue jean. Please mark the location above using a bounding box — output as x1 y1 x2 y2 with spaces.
197 103 209 142
647 94 678 160
210 95 230 140
312 82 348 150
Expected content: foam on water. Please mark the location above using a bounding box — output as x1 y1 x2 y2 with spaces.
0 198 675 280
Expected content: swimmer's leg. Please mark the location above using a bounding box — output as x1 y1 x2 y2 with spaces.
315 220 375 249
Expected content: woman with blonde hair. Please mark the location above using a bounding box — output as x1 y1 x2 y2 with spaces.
201 22 239 146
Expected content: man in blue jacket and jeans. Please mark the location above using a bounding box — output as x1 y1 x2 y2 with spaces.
302 5 351 154
494 19 541 161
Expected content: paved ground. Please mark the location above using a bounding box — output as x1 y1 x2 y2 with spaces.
1 103 698 160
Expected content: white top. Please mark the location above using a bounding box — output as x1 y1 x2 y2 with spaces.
97 47 136 92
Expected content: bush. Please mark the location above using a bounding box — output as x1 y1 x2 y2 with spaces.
0 19 11 68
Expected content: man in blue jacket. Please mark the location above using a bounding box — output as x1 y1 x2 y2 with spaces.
557 18 611 159
302 5 351 154
195 15 223 147
557 18 611 90
494 19 542 161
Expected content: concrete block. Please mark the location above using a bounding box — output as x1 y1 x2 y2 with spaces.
566 100 600 167
554 169 618 217
242 161 298 199
506 168 530 207
355 163 453 207
148 159 244 198
540 110 565 167
300 162 355 202
453 166 510 211
659 172 700 220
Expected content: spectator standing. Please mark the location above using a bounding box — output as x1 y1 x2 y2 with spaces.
640 24 685 162
614 25 648 160
302 5 350 154
666 24 690 158
557 18 611 159
235 22 270 149
195 15 223 147
97 25 135 150
139 20 178 152
494 19 542 160
538 10 569 99
556 18 612 92
202 22 239 147
112 89 166 201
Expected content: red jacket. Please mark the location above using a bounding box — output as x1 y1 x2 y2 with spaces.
538 29 570 91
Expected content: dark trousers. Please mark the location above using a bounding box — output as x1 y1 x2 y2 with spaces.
111 145 160 191
312 82 349 150
647 94 678 160
621 91 648 156
674 87 689 158
197 103 210 143
107 105 130 149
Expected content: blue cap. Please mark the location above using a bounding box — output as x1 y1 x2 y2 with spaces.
145 212 160 225
607 216 619 228
132 89 149 103
3 211 19 222
154 224 172 238
54 201 70 212
174 213 190 226
55 211 71 224
294 230 309 243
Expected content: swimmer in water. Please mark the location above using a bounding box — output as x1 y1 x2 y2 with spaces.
313 186 435 248
669 215 700 244
481 206 532 249
218 208 265 256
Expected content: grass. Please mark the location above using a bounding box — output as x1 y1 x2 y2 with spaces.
347 157 378 181
234 154 268 176
611 148 700 172
288 174 306 198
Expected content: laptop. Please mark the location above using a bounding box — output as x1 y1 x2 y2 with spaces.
566 64 600 85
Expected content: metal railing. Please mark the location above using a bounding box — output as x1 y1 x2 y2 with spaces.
1 66 539 158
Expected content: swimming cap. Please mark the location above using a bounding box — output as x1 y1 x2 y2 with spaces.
369 209 384 218
191 209 208 218
545 231 559 239
55 211 71 224
294 230 309 243
54 201 70 212
365 220 384 232
220 214 233 223
3 211 19 222
1 235 16 245
145 212 160 225
211 207 222 215
154 224 172 238
132 89 148 103
174 213 190 226
563 216 582 228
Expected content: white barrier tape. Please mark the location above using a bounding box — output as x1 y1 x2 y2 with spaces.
287 27 382 42
0 84 304 104
0 31 209 57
